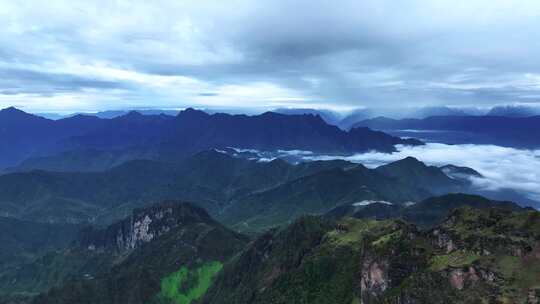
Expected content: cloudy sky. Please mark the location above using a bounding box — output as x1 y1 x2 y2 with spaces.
1 0 540 113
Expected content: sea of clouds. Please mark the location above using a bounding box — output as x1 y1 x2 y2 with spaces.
295 143 540 203
229 143 540 204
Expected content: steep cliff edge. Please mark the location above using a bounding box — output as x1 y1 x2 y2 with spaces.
78 201 215 252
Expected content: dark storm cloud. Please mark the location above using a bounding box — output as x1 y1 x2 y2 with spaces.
0 1 539 112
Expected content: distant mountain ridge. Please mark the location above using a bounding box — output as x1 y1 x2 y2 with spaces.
39 109 181 120
487 105 540 117
273 106 481 130
326 193 525 228
0 107 107 168
0 107 422 170
274 108 342 125
352 115 540 148
155 109 422 157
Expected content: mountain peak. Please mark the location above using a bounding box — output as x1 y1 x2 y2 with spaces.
0 106 30 116
440 164 483 178
401 156 422 163
176 107 209 119
260 111 327 124
123 110 144 118
381 156 425 168
0 106 48 123
182 107 206 114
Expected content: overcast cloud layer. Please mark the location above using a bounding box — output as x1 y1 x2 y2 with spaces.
1 0 540 113
301 143 540 203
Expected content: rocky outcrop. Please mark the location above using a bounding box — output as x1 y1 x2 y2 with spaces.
360 258 389 303
445 266 497 290
528 288 540 304
432 229 457 253
79 200 214 252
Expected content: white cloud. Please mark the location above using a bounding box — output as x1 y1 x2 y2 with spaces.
1 1 540 111
302 143 540 202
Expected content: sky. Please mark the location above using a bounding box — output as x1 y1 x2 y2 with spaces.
1 0 540 113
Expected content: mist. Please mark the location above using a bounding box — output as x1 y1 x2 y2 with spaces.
299 143 540 203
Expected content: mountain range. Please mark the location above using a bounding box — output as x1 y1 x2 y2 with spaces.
1 104 540 304
487 105 540 117
353 115 540 148
4 106 539 174
326 193 526 228
0 150 499 230
0 107 421 171
270 105 540 135
0 149 538 303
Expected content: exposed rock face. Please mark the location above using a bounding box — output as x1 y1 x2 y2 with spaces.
79 200 213 252
528 289 540 304
447 267 483 290
360 258 389 303
432 229 457 253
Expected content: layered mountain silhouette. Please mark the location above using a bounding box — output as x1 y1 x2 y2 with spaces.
0 150 503 233
487 105 540 117
1 106 539 304
274 108 342 125
326 193 525 228
0 107 106 168
0 151 359 224
0 107 422 171
353 115 540 148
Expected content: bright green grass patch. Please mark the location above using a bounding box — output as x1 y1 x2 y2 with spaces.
430 251 480 271
157 261 223 304
327 218 391 246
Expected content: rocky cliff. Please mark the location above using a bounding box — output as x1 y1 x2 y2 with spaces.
78 201 214 252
